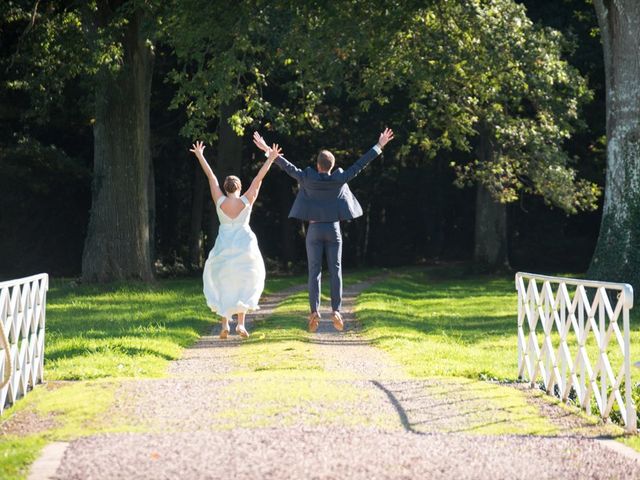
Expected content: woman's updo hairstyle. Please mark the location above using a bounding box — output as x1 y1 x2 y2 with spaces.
223 175 241 194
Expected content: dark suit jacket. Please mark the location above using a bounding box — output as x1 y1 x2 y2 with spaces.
275 145 382 222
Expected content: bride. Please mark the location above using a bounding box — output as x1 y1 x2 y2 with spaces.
189 140 281 339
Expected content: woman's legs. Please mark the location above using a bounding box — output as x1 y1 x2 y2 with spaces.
236 312 249 338
220 316 230 339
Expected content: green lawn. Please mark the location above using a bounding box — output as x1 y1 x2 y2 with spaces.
356 266 640 442
1 274 304 480
357 266 640 383
44 275 304 380
356 267 518 380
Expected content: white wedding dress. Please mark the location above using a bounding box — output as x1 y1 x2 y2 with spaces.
203 195 265 319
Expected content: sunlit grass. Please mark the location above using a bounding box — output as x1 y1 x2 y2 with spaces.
356 268 517 379
1 274 305 479
355 267 640 448
45 275 304 380
356 267 640 383
0 436 47 480
0 380 119 480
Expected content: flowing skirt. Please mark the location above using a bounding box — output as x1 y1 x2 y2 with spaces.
203 225 266 319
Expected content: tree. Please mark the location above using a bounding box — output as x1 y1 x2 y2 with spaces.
163 1 347 265
361 0 599 270
588 1 640 288
3 1 157 282
82 1 156 282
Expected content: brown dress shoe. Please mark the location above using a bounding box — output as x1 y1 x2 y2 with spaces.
331 311 344 331
308 312 320 332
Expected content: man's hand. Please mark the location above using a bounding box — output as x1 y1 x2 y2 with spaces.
253 131 270 153
267 143 282 162
377 128 395 149
189 141 206 158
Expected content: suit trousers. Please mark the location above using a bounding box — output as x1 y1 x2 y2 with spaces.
306 222 342 313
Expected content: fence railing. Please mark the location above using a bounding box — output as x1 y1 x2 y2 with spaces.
516 272 636 433
0 273 49 414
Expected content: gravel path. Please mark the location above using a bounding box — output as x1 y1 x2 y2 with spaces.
49 279 640 479
54 429 639 480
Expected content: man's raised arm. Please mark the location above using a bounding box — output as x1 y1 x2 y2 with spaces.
253 131 305 182
340 128 394 183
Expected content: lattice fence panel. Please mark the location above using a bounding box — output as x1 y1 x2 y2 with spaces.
516 272 636 433
0 274 48 414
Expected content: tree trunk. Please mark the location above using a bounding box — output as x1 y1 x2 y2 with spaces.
148 155 156 267
473 131 509 272
188 163 206 269
589 1 640 288
474 184 509 271
204 100 244 251
81 6 155 282
278 175 298 267
217 100 244 184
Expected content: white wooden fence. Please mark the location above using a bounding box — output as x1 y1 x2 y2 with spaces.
0 273 49 414
516 272 636 433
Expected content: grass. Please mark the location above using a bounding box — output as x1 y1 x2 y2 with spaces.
0 437 47 480
45 275 304 380
356 267 518 380
0 380 120 480
408 377 559 435
356 266 640 442
356 266 640 383
238 292 321 373
1 273 305 480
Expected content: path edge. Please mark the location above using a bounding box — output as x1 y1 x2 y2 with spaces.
27 441 69 480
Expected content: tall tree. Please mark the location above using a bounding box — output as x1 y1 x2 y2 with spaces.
82 2 155 282
588 1 640 287
3 0 158 282
361 0 599 270
163 1 343 263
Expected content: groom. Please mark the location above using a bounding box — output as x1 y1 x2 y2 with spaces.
253 128 394 332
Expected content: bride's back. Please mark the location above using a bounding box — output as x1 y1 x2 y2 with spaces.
219 196 244 218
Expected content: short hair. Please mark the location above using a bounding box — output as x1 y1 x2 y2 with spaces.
316 150 335 172
223 175 241 194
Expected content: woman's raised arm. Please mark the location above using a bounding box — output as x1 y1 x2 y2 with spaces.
189 141 224 203
244 143 282 205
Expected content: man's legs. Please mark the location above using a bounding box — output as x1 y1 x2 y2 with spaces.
305 223 324 315
326 222 343 312
326 222 344 331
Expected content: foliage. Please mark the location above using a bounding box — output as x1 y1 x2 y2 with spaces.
0 1 162 121
0 0 611 276
163 0 337 140
363 0 599 213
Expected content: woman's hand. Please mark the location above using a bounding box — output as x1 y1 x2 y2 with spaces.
189 141 206 158
267 143 282 162
253 132 270 153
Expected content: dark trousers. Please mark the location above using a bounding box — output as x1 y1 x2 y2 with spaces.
306 222 342 313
